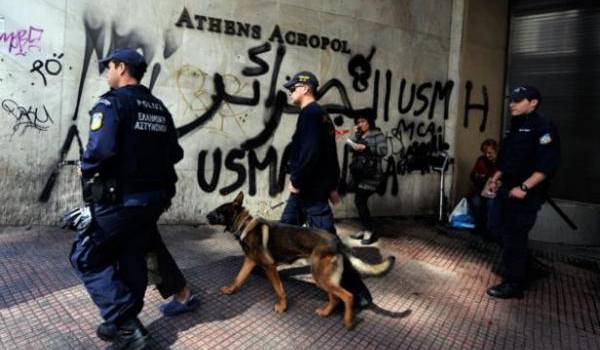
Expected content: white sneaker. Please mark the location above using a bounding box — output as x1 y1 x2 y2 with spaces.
350 231 365 239
361 231 377 245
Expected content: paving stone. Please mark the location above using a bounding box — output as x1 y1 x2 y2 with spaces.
0 219 598 349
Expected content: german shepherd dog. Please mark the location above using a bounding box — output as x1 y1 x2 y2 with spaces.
206 192 395 329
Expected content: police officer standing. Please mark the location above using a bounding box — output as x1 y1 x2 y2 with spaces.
281 71 373 308
486 85 560 299
69 48 184 349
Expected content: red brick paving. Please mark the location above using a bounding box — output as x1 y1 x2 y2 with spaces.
1 218 599 349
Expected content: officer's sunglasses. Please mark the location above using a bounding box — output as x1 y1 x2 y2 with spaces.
289 84 306 93
510 97 525 103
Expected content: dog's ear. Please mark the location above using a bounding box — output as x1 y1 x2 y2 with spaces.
233 191 244 207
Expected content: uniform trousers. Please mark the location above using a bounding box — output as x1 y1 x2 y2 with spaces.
489 186 543 283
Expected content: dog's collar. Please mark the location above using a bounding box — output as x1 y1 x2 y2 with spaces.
232 211 253 240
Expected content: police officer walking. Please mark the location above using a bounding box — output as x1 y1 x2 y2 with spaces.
486 85 560 299
281 71 373 308
69 48 184 349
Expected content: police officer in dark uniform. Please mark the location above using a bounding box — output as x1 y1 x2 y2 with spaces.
281 71 373 308
486 85 560 299
69 48 184 349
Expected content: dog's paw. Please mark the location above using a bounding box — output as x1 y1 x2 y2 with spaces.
274 302 287 313
344 319 355 330
221 285 237 294
315 307 332 317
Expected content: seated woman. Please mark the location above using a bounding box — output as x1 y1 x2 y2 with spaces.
469 138 498 237
347 112 387 245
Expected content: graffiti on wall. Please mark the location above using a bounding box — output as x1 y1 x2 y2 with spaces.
38 14 181 202
0 25 44 56
26 7 490 203
30 53 71 86
183 39 469 197
1 98 53 135
464 80 489 132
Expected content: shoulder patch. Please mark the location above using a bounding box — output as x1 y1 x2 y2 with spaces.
539 133 552 145
90 112 103 131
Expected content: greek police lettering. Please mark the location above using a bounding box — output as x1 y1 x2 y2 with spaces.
136 99 163 111
518 128 531 132
134 112 167 132
137 112 166 124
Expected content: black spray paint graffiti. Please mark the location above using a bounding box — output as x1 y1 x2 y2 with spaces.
348 47 375 92
388 119 449 175
464 81 489 132
197 145 292 197
38 15 180 202
1 98 54 135
187 41 388 197
37 12 489 202
30 53 71 86
187 40 471 197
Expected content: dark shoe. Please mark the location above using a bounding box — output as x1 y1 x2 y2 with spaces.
360 231 378 245
353 292 373 310
160 295 200 317
97 322 117 342
108 318 148 350
350 231 365 239
486 282 524 299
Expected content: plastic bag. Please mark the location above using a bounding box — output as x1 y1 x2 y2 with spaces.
448 197 475 229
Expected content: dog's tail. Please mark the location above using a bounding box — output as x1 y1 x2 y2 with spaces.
346 253 395 277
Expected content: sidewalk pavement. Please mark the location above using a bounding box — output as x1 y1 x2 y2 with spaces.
1 217 599 349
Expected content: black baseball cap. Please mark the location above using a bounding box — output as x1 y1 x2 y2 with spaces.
99 48 147 69
509 85 541 102
284 71 319 90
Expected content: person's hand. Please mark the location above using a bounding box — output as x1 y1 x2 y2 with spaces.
509 186 527 200
487 178 500 193
288 182 300 194
353 143 366 152
481 178 497 198
329 190 341 206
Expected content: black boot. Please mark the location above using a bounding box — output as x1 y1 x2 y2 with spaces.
354 290 373 310
108 317 148 350
97 321 117 342
486 281 524 299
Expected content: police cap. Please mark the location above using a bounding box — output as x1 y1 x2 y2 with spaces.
509 85 541 103
284 71 319 91
99 48 147 70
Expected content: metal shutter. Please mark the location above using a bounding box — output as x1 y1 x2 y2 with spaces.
508 0 600 203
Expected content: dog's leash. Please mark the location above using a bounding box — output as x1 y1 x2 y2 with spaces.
270 201 286 210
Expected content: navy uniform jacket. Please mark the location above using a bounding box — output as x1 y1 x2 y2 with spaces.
497 110 560 190
288 101 340 200
81 84 183 203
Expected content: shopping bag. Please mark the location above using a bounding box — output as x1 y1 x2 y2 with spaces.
448 197 475 229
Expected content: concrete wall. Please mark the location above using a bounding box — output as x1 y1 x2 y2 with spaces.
0 0 498 225
451 0 508 205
